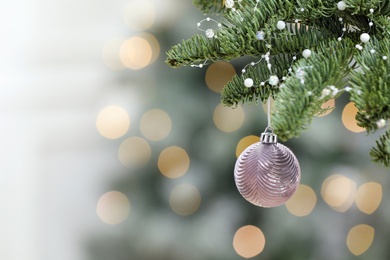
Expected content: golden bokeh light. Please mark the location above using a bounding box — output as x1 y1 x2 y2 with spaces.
347 224 375 256
102 37 126 70
123 0 156 31
158 146 190 179
139 33 160 65
236 135 259 157
96 191 130 225
233 225 265 258
355 182 382 215
118 137 151 169
96 105 130 139
169 184 201 216
205 61 236 93
120 36 153 70
140 109 172 141
316 99 335 117
321 174 357 212
285 184 317 217
342 102 365 133
213 103 245 133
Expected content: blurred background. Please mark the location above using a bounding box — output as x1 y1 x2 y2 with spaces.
1 0 390 259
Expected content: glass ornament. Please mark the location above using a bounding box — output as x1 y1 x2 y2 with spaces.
234 128 301 207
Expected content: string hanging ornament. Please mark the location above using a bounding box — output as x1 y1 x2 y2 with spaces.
234 99 301 207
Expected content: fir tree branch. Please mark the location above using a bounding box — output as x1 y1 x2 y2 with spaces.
371 130 390 166
221 53 295 106
193 0 226 14
272 39 355 140
350 38 390 132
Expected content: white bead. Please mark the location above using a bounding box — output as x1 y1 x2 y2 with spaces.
225 0 235 8
342 28 347 32
383 56 388 60
242 69 246 73
276 21 286 30
370 49 376 54
339 18 343 22
199 64 203 68
300 8 304 12
345 86 352 92
218 23 222 27
269 75 279 85
205 29 215 38
322 88 331 97
256 31 265 40
206 17 211 21
337 1 346 10
282 76 286 80
307 91 312 96
360 33 370 43
369 22 373 27
302 49 312 58
197 23 201 27
251 62 255 66
244 78 254 88
295 19 299 23
293 56 297 60
370 8 374 13
377 119 386 129
260 82 265 86
338 37 342 41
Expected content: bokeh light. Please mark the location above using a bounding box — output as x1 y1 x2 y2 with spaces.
205 61 236 93
169 184 201 216
96 105 130 139
158 146 190 179
118 137 151 169
342 102 365 133
233 225 265 258
355 182 382 215
316 99 335 117
321 174 357 212
102 37 126 70
285 184 317 217
140 109 172 141
139 32 160 65
236 135 259 157
123 0 156 31
213 103 245 133
120 36 153 70
96 191 130 225
347 224 375 256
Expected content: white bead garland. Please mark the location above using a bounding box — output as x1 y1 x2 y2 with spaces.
276 21 286 30
269 75 279 85
376 119 386 129
244 78 254 88
225 0 235 8
360 33 370 43
337 1 346 10
302 49 312 58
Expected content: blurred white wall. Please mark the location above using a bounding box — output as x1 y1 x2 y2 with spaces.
0 0 187 259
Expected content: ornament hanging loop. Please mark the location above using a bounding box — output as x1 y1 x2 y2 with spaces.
261 127 278 144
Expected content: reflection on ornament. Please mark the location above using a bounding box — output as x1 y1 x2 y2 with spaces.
234 128 301 207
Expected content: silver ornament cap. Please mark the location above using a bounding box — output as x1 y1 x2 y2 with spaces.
234 127 301 207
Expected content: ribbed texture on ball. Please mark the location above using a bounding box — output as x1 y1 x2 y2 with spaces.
234 141 301 207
